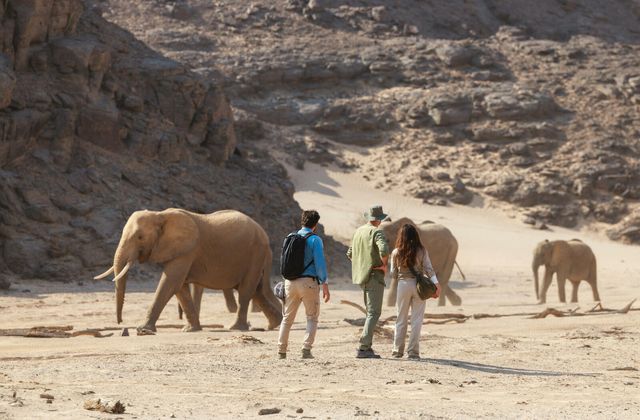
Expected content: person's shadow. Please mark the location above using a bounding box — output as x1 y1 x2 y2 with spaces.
420 358 597 377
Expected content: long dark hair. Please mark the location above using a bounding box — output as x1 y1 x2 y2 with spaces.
394 224 424 269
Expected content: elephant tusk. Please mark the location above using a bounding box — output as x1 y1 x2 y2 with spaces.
93 266 114 280
112 262 132 283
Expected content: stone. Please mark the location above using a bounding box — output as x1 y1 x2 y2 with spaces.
370 6 387 22
435 44 479 67
24 204 60 224
483 90 557 120
427 93 472 126
77 101 123 152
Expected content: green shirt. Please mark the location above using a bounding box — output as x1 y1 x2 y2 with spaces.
347 223 390 285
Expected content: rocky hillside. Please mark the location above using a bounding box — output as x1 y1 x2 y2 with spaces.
100 0 640 244
0 0 348 289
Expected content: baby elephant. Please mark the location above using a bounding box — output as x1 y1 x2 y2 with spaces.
532 239 601 304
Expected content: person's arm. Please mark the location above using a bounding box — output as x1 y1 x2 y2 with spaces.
373 230 390 274
422 249 441 299
312 237 328 285
389 249 398 281
312 237 330 303
422 248 438 283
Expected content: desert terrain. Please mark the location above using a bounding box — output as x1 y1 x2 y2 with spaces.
1 164 639 419
1 0 640 418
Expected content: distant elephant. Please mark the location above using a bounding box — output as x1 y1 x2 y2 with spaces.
381 217 463 307
532 239 600 304
94 209 282 333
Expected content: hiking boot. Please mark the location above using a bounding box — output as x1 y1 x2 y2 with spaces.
391 351 403 358
407 353 420 360
278 352 286 359
302 349 314 359
356 349 381 359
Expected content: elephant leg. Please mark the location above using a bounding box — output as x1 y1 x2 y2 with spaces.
230 271 258 330
138 256 191 333
386 275 399 307
176 283 202 332
588 271 601 302
570 281 580 303
253 291 281 330
557 271 568 303
223 289 238 313
250 299 261 313
178 301 184 320
538 269 553 304
230 292 251 331
443 283 462 306
190 283 204 316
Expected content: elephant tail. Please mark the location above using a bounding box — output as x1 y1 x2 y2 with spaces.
454 260 466 281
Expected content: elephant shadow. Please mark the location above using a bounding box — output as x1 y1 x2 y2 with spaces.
420 358 598 377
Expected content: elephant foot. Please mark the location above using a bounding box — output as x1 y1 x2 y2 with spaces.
229 321 250 331
537 300 546 305
267 319 281 330
182 324 202 332
136 326 156 336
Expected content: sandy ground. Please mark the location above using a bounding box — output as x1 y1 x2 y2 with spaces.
1 162 639 419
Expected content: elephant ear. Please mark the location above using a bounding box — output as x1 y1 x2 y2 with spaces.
150 210 199 264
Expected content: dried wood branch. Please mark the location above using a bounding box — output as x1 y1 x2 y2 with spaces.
340 299 367 315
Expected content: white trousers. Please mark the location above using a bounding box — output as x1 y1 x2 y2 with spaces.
393 279 426 356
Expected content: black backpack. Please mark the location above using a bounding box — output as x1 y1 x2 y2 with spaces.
280 231 314 280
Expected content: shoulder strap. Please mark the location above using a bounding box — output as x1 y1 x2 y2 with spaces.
301 231 315 271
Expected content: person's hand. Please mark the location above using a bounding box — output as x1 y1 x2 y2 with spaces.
433 283 441 299
322 283 330 303
373 265 387 275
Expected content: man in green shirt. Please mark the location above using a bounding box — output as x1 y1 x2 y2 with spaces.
347 205 390 359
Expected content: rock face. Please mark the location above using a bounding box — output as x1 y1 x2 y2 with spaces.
0 0 348 284
98 0 640 241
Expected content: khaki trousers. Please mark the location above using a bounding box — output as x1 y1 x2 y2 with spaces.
277 277 320 353
359 271 385 351
393 279 426 357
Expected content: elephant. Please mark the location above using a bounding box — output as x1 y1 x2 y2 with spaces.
94 208 282 333
532 239 600 304
381 217 464 307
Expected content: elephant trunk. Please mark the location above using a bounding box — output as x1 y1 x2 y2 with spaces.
532 258 540 301
114 244 131 324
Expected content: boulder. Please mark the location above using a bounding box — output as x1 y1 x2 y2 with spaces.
483 89 557 120
435 44 479 67
76 100 123 152
427 93 472 126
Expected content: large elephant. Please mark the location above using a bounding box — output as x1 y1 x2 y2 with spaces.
381 217 463 307
532 239 600 304
94 208 282 332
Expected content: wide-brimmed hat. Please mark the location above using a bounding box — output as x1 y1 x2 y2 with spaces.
365 205 388 222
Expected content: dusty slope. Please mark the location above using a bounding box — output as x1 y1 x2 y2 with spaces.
100 0 640 243
1 167 639 419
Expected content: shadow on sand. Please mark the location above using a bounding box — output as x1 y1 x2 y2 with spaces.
420 358 597 377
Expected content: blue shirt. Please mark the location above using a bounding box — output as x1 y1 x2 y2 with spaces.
298 227 328 284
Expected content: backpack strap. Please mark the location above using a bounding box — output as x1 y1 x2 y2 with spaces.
301 231 316 272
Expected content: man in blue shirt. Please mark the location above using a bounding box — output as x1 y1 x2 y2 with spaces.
278 210 330 359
